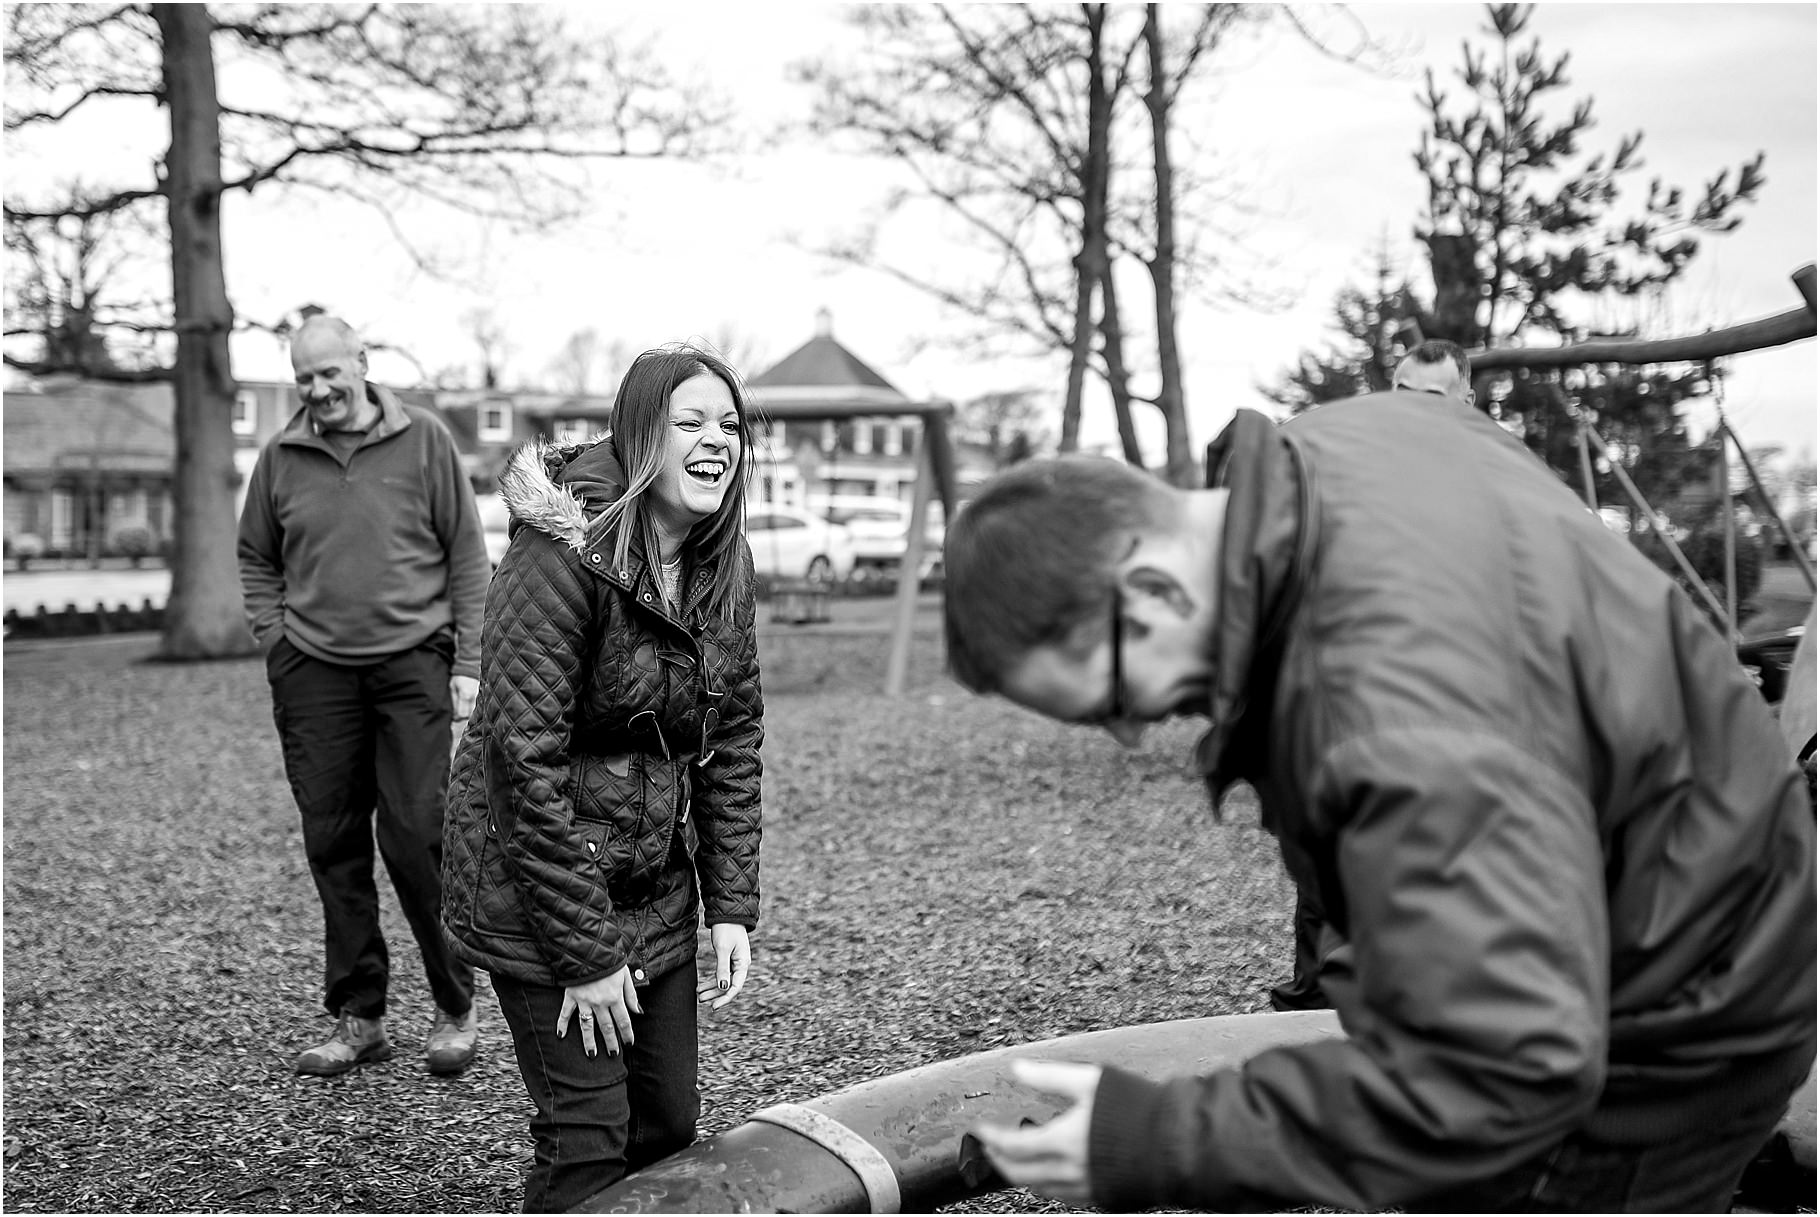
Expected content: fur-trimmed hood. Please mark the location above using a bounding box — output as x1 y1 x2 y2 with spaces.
496 435 620 550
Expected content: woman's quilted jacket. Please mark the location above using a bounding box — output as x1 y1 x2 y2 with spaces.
441 437 762 989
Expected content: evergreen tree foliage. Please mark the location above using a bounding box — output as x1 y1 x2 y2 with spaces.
1266 4 1769 611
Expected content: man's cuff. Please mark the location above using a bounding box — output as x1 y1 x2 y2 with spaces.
1088 1066 1168 1211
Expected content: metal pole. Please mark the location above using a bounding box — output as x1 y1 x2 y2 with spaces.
1588 423 1734 626
885 436 936 697
1719 432 1737 639
1576 424 1599 510
1721 418 1818 594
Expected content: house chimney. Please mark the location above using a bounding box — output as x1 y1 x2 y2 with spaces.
815 307 833 338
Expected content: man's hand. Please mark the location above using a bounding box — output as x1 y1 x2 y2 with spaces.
971 1059 1102 1206
698 923 751 1010
450 674 479 720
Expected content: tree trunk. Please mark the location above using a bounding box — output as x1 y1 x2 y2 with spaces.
1060 264 1093 454
1059 6 1113 455
154 4 255 659
1141 5 1195 486
1096 263 1143 466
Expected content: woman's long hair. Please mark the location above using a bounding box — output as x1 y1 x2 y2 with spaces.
594 343 756 620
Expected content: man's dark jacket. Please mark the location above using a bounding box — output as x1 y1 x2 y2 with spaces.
441 438 762 989
1090 394 1816 1210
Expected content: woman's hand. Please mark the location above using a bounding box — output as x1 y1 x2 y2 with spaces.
698 923 751 1010
557 966 643 1057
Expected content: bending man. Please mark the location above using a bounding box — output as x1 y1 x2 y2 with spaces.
950 391 1814 1211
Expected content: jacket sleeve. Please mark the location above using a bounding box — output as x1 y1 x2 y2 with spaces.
425 417 492 680
236 443 287 654
483 531 626 985
693 541 763 928
1089 727 1608 1212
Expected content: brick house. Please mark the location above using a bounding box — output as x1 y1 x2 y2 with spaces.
747 309 991 512
435 390 615 492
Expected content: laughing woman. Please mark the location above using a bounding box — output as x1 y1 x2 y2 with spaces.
442 343 763 1212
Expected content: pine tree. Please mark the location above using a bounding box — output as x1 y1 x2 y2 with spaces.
1267 3 1766 604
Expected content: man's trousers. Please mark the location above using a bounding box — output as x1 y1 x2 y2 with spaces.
266 634 474 1020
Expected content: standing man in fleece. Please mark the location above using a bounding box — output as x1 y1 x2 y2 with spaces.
239 314 491 1078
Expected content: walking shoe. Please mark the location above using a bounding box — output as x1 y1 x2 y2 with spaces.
295 1011 393 1077
426 1005 479 1076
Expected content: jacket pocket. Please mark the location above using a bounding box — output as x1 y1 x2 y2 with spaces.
572 751 642 885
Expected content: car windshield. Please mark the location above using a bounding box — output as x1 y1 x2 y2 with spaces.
827 507 902 525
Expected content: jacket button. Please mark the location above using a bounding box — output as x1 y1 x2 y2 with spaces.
590 553 602 564
642 592 653 602
633 968 647 983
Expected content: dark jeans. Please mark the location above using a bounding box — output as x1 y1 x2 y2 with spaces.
492 964 700 1214
267 635 473 1020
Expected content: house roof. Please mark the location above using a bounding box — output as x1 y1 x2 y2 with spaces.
2 382 175 474
751 334 904 396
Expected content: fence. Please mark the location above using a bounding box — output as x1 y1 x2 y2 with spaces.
3 599 164 639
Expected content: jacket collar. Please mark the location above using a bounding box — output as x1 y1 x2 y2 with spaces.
497 435 662 601
1193 409 1314 804
278 383 411 447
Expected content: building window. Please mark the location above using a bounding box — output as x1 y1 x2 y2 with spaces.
476 400 513 443
884 422 905 457
232 389 258 436
479 402 513 443
49 489 74 549
853 420 873 455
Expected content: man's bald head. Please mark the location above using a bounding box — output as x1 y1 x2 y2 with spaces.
291 314 376 432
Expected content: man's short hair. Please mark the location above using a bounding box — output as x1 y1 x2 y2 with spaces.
944 456 1170 694
291 314 363 351
1395 338 1470 385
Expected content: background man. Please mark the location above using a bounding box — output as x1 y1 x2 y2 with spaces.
1393 337 1476 407
946 395 1814 1211
239 314 491 1077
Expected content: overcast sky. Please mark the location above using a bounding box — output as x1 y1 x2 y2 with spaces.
12 2 1819 463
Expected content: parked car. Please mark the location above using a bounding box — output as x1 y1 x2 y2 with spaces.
813 496 944 583
476 492 512 569
746 505 856 584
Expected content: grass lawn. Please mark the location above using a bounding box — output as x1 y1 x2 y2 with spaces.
1 597 1294 1213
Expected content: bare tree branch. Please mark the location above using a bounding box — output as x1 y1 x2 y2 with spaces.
4 351 170 381
5 82 163 130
